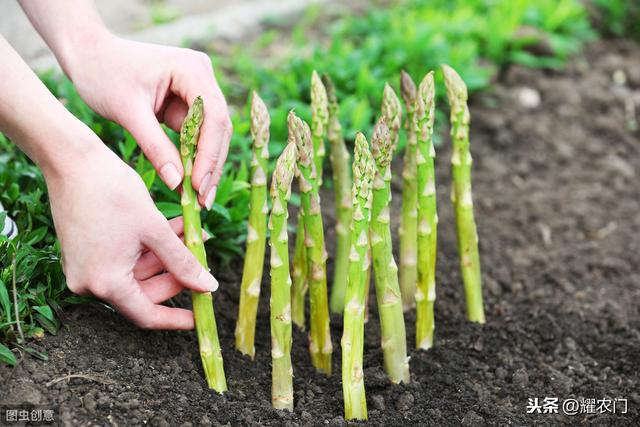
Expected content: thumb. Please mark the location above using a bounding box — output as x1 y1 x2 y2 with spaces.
126 106 184 190
143 216 219 293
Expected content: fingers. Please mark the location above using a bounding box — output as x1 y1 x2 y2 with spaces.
126 105 184 190
134 217 210 280
161 96 188 132
140 273 184 303
170 52 232 209
108 276 195 330
142 217 219 293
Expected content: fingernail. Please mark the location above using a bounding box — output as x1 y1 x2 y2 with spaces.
199 172 212 198
199 267 219 292
160 163 182 190
205 185 217 210
203 229 211 241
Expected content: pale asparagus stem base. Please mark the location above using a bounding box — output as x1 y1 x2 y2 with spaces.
291 112 332 374
269 143 297 411
370 120 410 382
291 215 308 329
341 133 373 421
399 70 419 311
415 72 438 350
322 73 353 315
235 92 270 358
443 65 485 324
180 97 226 393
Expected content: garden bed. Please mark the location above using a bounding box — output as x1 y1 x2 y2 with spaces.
1 39 639 425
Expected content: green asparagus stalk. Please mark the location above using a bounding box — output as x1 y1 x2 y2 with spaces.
235 91 270 359
371 83 400 319
342 132 375 421
442 65 485 324
311 70 329 186
321 74 353 315
414 72 438 350
291 214 308 330
399 71 419 311
370 118 410 382
290 111 333 374
291 71 328 328
269 142 298 411
180 96 227 393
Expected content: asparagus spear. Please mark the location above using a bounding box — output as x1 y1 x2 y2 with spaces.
368 84 400 321
322 74 353 315
381 83 402 147
342 132 375 420
370 118 410 382
399 71 419 311
269 142 298 411
291 214 308 330
180 96 227 393
235 92 270 359
442 65 485 324
290 111 333 374
291 71 328 328
415 72 438 350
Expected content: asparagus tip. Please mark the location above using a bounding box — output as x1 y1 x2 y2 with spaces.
272 143 298 197
417 71 436 109
353 132 375 199
381 83 402 145
311 71 329 127
371 118 392 168
321 73 337 105
400 70 417 107
180 96 204 149
288 111 313 167
251 91 270 147
442 65 468 103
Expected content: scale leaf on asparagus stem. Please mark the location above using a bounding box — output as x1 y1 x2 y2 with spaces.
269 142 298 411
322 74 353 315
290 111 333 375
442 65 485 324
399 70 419 311
370 118 410 382
235 92 270 359
342 132 375 420
415 72 438 350
180 96 227 393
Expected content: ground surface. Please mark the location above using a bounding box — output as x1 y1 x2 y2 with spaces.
1 39 640 426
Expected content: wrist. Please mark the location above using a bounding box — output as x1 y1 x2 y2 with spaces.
53 25 115 80
35 117 104 183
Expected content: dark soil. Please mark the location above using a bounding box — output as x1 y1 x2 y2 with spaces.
2 39 640 426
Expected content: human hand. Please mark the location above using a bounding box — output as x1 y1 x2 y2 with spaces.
45 133 219 329
62 34 232 209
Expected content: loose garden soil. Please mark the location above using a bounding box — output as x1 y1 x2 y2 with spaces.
1 39 639 426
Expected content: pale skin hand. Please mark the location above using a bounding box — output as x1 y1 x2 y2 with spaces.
19 0 232 209
0 36 218 330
